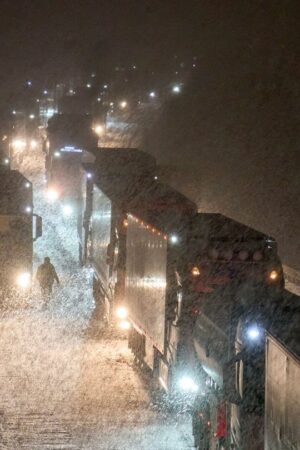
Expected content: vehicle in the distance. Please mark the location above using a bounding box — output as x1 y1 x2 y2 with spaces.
45 113 97 217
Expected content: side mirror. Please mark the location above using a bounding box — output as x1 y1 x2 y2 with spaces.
223 357 242 405
33 214 42 241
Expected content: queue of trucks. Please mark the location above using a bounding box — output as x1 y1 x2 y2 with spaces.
2 111 299 450
77 148 299 450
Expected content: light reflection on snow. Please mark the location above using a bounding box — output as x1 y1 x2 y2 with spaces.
0 145 193 449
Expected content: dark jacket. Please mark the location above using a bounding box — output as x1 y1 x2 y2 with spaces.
37 262 59 287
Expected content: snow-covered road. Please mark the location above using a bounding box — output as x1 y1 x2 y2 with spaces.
0 147 193 449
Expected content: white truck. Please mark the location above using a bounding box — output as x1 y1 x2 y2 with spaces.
265 332 300 450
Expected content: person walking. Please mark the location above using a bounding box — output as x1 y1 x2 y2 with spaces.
36 256 60 299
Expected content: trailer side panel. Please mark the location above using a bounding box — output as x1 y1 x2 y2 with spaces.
91 186 112 294
125 215 167 354
265 336 300 450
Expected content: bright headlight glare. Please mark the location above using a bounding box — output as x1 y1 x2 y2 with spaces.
116 306 128 319
178 376 199 393
16 272 31 288
46 188 59 201
94 125 104 136
247 324 261 340
119 320 130 330
170 234 179 244
12 139 26 150
30 139 37 149
62 204 73 216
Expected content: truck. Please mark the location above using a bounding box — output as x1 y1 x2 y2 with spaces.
265 314 300 450
124 182 199 391
125 207 284 442
45 113 98 216
78 148 157 321
190 214 286 449
0 160 42 303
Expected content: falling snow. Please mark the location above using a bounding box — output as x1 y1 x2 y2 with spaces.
0 147 193 449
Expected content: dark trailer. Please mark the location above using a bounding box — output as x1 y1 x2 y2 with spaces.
189 214 284 449
78 148 156 321
0 168 42 298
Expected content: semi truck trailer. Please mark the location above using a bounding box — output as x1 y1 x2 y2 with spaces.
124 182 198 392
78 148 157 321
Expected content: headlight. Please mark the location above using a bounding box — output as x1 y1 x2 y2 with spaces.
246 324 261 340
12 139 26 150
62 204 73 217
119 320 131 330
93 124 104 136
16 272 31 289
116 306 128 319
30 139 37 149
169 234 179 244
269 270 278 281
46 188 59 201
178 376 199 393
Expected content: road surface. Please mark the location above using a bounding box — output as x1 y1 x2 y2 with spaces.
0 147 193 449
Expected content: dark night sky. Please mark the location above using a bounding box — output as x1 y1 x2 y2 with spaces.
0 1 187 84
1 1 298 91
0 0 299 268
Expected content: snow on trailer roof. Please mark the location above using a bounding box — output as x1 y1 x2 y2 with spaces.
82 148 157 206
190 213 276 243
127 181 197 234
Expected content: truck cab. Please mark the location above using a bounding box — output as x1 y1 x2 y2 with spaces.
46 113 97 217
190 214 284 449
0 170 42 301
